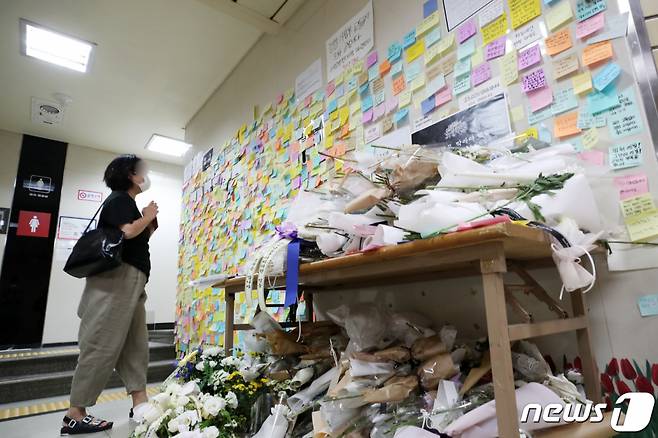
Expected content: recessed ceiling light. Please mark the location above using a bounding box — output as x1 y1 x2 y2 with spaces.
145 134 192 157
20 18 95 73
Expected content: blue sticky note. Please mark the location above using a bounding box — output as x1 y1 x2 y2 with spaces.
368 64 379 81
423 0 438 18
454 58 471 77
327 99 338 114
638 294 658 317
609 140 643 169
608 87 644 139
576 0 606 22
421 95 436 115
394 107 409 123
391 61 404 76
587 85 620 115
457 38 475 60
528 105 553 125
426 27 441 47
551 87 578 115
406 60 422 83
346 76 357 92
453 73 471 95
361 94 374 112
538 124 552 143
388 42 402 62
359 83 370 95
403 30 416 49
593 62 621 92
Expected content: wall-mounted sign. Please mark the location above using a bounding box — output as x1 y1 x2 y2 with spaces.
443 0 494 31
57 216 94 240
16 210 51 238
77 189 102 202
326 1 374 81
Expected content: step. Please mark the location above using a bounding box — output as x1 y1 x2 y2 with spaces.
0 343 175 380
148 329 175 344
0 360 175 404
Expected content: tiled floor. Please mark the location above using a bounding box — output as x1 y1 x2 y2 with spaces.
0 384 161 438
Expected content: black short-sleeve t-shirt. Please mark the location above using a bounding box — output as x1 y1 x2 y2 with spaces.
99 191 151 278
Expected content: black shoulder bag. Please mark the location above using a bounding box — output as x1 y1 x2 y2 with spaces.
64 193 125 278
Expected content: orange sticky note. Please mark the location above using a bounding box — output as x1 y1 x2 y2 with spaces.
545 28 572 57
582 41 613 67
392 75 406 95
554 112 581 138
379 59 391 76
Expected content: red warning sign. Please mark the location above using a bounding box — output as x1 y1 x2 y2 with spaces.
16 210 51 238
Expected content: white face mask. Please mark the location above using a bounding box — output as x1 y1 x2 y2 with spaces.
137 174 151 193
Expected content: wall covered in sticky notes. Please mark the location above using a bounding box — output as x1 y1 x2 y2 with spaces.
177 0 658 355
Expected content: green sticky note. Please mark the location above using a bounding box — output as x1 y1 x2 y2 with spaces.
638 294 658 317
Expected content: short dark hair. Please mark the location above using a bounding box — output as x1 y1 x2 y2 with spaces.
103 154 142 191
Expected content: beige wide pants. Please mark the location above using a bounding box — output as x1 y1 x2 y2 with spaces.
70 262 149 407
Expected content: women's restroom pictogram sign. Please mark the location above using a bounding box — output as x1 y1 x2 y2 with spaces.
16 210 51 238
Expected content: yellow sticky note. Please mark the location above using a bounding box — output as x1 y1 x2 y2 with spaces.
518 127 539 142
510 105 525 123
406 40 425 63
339 107 349 126
436 33 455 56
425 44 442 65
501 50 519 85
582 127 599 150
621 194 656 218
471 46 484 66
545 0 573 32
398 89 412 107
482 13 508 45
509 0 541 30
350 101 361 115
626 209 658 242
411 75 426 92
417 11 440 36
572 71 592 95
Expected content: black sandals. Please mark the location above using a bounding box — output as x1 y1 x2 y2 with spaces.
60 415 113 435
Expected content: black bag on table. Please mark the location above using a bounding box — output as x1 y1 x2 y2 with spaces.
64 193 124 278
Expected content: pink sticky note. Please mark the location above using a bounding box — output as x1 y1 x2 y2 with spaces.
457 18 477 43
522 68 547 92
518 44 542 71
304 95 312 107
435 87 452 106
367 51 378 68
485 36 506 61
362 109 373 123
614 173 649 200
385 96 399 113
576 12 605 40
579 150 605 166
374 103 386 120
528 86 553 112
326 81 336 97
472 62 492 87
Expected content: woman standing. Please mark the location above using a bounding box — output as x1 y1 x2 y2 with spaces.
61 154 158 435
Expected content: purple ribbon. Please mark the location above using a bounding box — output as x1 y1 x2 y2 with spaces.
276 223 300 307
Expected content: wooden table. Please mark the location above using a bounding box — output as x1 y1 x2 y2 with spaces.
214 222 600 438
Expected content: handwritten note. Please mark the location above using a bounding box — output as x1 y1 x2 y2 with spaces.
454 58 471 77
426 73 446 96
479 0 504 27
388 42 403 62
522 68 547 92
426 27 441 47
394 107 409 123
518 44 542 70
579 150 605 165
546 0 573 31
588 85 620 114
626 212 658 243
398 89 412 107
457 18 477 43
393 74 406 95
637 294 658 317
528 86 554 112
554 53 579 79
554 111 581 138
615 173 649 200
421 95 436 115
406 40 425 63
576 0 606 22
583 40 613 66
578 112 606 129
576 12 605 39
458 38 476 60
509 0 541 30
572 71 593 94
417 11 440 36
621 194 654 218
593 62 621 92
436 87 452 107
471 46 484 66
608 87 644 139
512 22 542 49
485 36 506 60
528 105 553 124
551 87 578 115
472 62 492 87
482 12 508 45
581 127 600 149
454 73 472 95
501 50 519 85
610 141 643 170
545 28 572 56
403 30 416 48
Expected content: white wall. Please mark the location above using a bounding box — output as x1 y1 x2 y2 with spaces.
185 0 658 367
41 143 182 344
0 128 182 344
0 129 21 269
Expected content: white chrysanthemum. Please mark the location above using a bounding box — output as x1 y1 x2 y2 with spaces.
201 425 220 438
153 392 171 409
220 356 241 367
208 360 217 368
201 395 226 418
142 405 164 424
225 391 238 409
181 381 200 396
166 383 183 395
201 347 223 358
195 361 205 371
168 417 182 433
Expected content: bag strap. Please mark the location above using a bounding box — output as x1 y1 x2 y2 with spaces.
82 192 118 234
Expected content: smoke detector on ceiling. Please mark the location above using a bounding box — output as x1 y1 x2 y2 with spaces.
31 97 64 125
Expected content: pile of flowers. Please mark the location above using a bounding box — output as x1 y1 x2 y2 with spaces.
131 347 281 438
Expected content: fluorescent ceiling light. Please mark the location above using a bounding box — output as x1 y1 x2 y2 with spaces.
20 19 94 73
146 135 192 157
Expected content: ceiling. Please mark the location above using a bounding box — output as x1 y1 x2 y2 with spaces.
0 0 304 165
